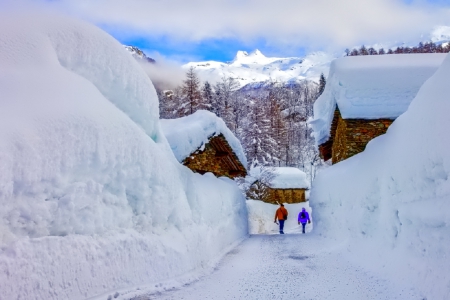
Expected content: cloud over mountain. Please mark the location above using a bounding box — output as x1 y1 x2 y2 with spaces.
11 0 450 51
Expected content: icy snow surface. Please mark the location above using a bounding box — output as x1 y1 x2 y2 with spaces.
160 110 247 167
310 54 446 145
0 12 247 299
124 233 420 300
311 52 450 299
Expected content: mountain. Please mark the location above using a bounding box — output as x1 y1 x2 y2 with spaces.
124 45 155 63
430 25 450 44
181 26 450 88
183 49 335 87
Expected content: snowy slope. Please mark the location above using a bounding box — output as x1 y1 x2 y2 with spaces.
310 52 450 299
0 12 247 300
183 49 335 86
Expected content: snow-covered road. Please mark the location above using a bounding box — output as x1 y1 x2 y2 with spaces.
130 231 420 300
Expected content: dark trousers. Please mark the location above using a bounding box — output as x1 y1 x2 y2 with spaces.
301 222 306 233
279 220 285 233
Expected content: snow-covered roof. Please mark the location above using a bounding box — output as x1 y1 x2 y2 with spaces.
310 54 446 145
160 110 247 168
268 167 309 189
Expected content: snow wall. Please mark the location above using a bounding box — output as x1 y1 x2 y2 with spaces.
0 13 248 299
310 53 450 298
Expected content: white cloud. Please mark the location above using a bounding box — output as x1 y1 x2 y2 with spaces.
138 52 187 89
4 0 450 51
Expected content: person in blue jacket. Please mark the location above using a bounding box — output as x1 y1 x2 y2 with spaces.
297 207 311 234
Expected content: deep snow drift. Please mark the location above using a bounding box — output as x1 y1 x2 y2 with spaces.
0 13 247 299
310 52 450 298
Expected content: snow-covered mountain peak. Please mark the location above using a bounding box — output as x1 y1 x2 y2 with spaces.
184 49 333 87
230 49 280 66
232 50 249 62
124 45 155 63
248 49 264 57
430 25 450 44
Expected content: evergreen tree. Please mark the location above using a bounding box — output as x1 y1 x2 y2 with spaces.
359 45 369 55
318 73 326 97
368 47 378 55
201 81 213 112
241 99 276 166
180 66 202 116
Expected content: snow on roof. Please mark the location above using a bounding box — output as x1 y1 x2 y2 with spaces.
268 167 309 189
310 54 446 145
160 110 247 168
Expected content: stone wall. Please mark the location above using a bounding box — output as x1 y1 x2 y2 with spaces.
332 114 393 164
182 135 247 178
247 184 306 204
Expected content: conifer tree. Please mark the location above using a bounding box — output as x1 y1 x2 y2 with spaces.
241 99 276 166
202 81 213 112
359 45 369 55
180 66 202 116
318 73 326 97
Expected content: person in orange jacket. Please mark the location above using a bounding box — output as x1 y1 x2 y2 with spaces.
274 203 288 234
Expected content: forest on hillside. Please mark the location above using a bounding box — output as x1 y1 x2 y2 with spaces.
157 68 327 180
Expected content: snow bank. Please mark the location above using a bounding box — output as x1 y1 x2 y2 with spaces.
269 167 309 189
310 54 446 145
310 53 450 298
160 110 247 167
246 200 312 234
0 12 247 299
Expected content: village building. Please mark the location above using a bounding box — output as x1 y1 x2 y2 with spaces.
160 110 247 178
247 167 309 204
310 53 446 164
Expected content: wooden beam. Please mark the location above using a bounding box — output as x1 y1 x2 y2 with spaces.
215 151 229 157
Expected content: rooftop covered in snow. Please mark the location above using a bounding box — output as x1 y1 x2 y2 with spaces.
268 167 309 189
310 53 446 145
160 110 247 168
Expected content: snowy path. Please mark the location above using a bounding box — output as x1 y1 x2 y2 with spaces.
130 231 420 300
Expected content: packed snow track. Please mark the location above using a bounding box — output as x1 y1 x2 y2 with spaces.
128 232 420 300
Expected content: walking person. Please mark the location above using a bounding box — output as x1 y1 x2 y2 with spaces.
298 207 311 234
274 203 288 234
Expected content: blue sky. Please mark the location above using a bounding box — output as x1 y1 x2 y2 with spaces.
10 0 450 63
119 36 304 63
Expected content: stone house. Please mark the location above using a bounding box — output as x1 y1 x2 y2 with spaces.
160 110 247 179
247 167 309 204
310 54 446 164
182 134 247 178
319 108 394 163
